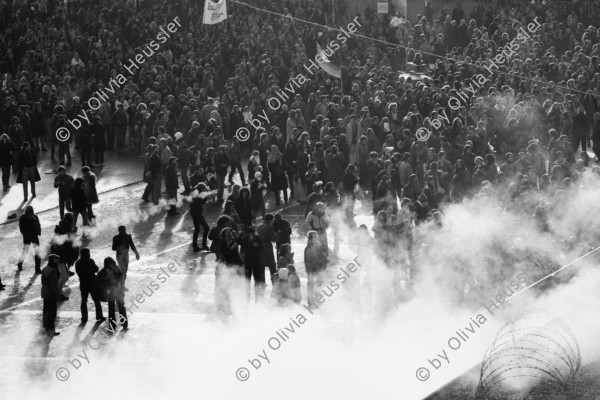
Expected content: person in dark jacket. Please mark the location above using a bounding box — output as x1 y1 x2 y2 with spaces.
16 141 38 200
215 227 242 314
96 257 127 331
70 177 89 227
250 172 267 220
304 230 327 307
240 227 264 300
41 254 61 336
190 182 210 252
112 225 140 286
268 145 288 205
0 133 14 189
165 156 179 216
257 214 279 285
75 248 105 323
273 213 292 253
234 187 253 231
90 115 106 167
148 145 163 205
54 165 74 219
17 205 42 272
228 137 245 185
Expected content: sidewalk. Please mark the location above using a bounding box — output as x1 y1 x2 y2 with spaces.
0 149 145 225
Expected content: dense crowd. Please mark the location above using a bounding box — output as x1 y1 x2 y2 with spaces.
1 0 600 333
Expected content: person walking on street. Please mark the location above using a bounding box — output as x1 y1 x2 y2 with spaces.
41 254 61 336
81 166 99 220
214 144 230 203
190 183 211 252
70 177 89 227
75 248 105 323
257 214 279 285
304 230 327 307
240 226 264 300
54 166 74 219
0 133 15 190
165 156 180 216
112 226 140 287
17 205 42 273
16 141 39 201
96 257 127 332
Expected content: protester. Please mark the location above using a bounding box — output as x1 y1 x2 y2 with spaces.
96 257 127 332
16 141 38 201
75 248 105 323
41 254 61 336
17 206 41 273
111 226 140 287
54 166 74 219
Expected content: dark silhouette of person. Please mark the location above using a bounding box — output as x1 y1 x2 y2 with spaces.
96 257 127 332
41 254 61 336
75 248 105 323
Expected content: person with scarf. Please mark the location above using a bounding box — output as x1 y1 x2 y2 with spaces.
268 144 288 206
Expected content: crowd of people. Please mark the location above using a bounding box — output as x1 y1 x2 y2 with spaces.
2 0 600 333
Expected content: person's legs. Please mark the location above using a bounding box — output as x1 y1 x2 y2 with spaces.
29 170 36 196
91 288 104 320
32 242 41 272
80 286 90 321
253 264 266 300
116 252 129 283
108 300 117 330
217 173 226 201
142 181 153 201
181 167 190 193
17 243 30 269
59 194 66 219
21 167 30 199
200 215 210 247
1 166 9 188
192 213 201 250
152 176 161 205
43 299 57 331
117 298 127 329
307 273 316 306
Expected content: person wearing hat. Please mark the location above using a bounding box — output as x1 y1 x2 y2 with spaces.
41 254 62 336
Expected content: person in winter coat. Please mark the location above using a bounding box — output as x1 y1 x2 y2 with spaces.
0 133 15 189
272 265 302 304
342 164 359 218
250 172 267 220
41 254 61 336
304 230 327 307
276 243 294 272
70 177 89 227
16 141 38 200
148 144 163 205
305 202 329 256
75 248 105 323
215 227 243 315
190 182 211 252
273 213 292 253
81 166 98 219
268 145 289 205
96 257 127 331
17 205 42 272
214 145 230 203
240 227 265 300
257 214 279 285
304 181 327 217
90 115 106 167
324 145 345 193
165 156 179 216
234 187 253 231
452 159 471 202
54 165 74 219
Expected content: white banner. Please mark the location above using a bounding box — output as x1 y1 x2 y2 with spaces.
203 0 227 25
